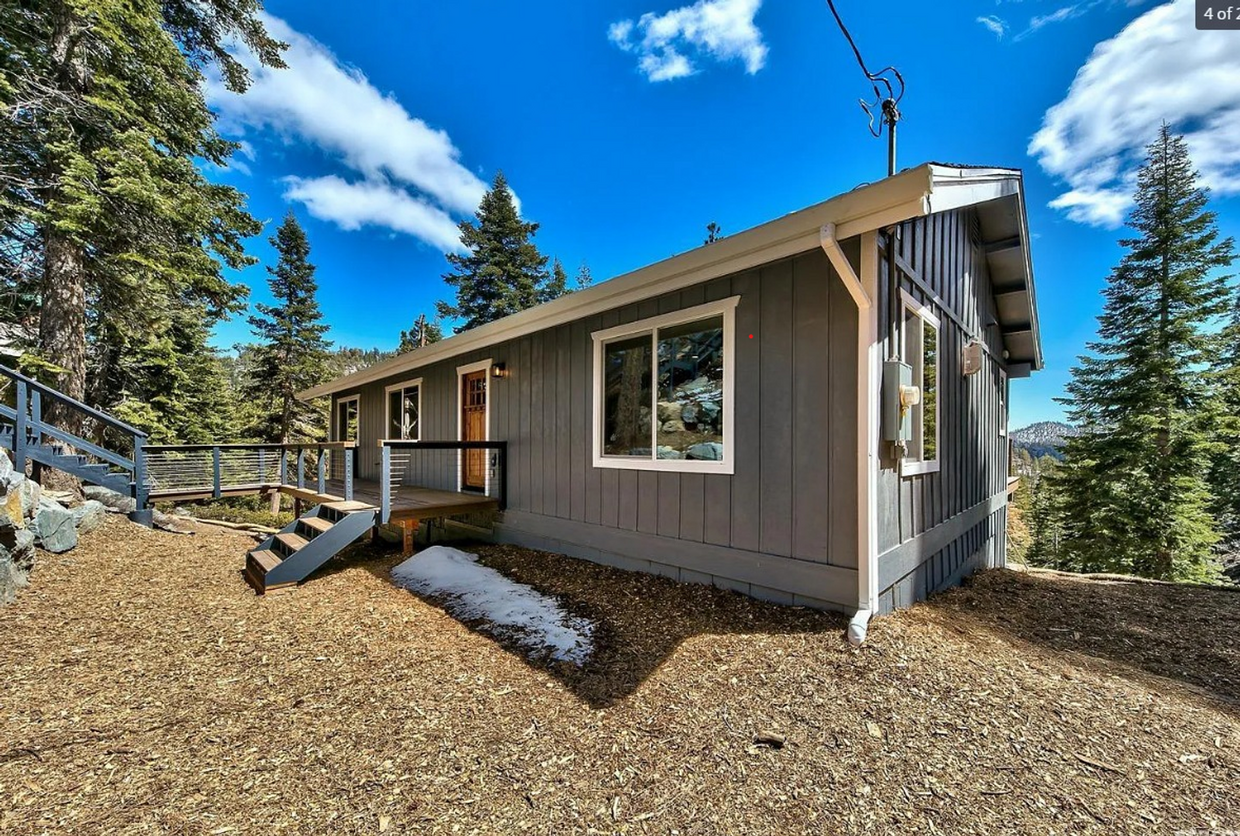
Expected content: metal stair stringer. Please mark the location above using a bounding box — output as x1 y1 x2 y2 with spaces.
246 502 377 593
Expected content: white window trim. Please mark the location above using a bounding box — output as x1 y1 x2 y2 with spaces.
591 297 739 474
333 394 359 442
383 377 423 441
899 289 941 478
998 367 1008 438
456 359 492 494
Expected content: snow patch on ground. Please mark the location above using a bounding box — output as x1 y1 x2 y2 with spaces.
391 546 594 665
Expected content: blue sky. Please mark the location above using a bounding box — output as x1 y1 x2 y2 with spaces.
203 0 1240 429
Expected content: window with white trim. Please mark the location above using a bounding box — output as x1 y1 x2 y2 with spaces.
901 291 940 475
592 298 738 473
384 379 422 440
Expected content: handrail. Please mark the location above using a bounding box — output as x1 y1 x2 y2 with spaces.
378 438 508 523
145 441 357 453
378 439 505 450
0 363 148 439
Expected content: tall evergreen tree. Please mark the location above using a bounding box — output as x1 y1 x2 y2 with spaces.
1052 126 1234 582
245 212 332 443
0 0 283 434
1210 292 1240 541
544 257 569 303
398 313 443 353
437 172 558 332
575 261 594 290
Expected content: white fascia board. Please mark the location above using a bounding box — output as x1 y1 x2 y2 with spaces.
300 164 945 401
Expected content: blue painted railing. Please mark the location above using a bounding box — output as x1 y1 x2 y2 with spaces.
0 363 151 524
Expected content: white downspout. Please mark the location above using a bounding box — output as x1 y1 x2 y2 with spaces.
820 224 880 646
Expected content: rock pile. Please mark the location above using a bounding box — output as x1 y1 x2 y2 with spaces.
0 452 108 603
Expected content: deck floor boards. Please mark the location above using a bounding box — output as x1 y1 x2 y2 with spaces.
150 477 498 523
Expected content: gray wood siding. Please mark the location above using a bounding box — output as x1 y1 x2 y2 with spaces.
331 248 861 606
875 207 1010 606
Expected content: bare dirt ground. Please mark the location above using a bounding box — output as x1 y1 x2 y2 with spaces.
1 516 1237 835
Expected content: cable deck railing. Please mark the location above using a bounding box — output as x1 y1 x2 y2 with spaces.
143 441 358 502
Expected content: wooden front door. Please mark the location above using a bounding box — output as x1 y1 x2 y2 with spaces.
461 370 487 492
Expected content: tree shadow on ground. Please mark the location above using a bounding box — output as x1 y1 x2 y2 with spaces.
926 569 1240 709
315 536 847 708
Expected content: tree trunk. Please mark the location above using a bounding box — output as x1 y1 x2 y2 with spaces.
38 229 88 493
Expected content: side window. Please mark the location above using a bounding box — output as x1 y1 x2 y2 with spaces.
901 291 940 475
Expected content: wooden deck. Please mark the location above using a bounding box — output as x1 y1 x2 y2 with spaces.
151 477 498 523
321 478 499 522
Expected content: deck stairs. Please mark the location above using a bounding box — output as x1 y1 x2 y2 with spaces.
245 500 377 593
1 363 151 522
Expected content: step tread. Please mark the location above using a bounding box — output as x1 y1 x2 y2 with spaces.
248 549 281 573
275 532 309 553
323 500 373 513
300 516 333 534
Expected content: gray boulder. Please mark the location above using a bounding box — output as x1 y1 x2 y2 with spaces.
686 442 724 461
31 501 77 554
681 403 699 424
656 446 683 460
660 419 685 434
0 451 12 482
8 474 41 518
82 485 136 514
71 499 107 534
0 528 36 604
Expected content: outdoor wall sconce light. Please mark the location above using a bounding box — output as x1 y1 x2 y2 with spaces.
491 363 509 379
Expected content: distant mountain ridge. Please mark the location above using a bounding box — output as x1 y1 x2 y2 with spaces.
1011 421 1078 459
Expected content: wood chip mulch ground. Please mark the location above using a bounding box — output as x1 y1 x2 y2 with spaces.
1 517 1237 835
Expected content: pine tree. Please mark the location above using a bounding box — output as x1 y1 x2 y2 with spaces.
1053 126 1234 582
544 258 569 303
437 172 557 332
575 261 594 290
1210 292 1240 541
245 213 332 443
0 1 283 435
398 314 443 353
1026 458 1065 569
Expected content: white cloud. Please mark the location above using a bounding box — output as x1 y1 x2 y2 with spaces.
283 176 464 253
609 0 767 82
977 15 1009 38
205 14 490 249
1029 0 1240 226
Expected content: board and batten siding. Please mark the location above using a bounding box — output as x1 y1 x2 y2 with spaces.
874 207 1011 611
330 247 862 610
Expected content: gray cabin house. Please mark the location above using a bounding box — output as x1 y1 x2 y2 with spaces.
299 163 1042 638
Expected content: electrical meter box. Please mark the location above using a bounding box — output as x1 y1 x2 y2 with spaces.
883 360 913 442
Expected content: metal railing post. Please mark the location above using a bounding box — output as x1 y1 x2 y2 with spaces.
130 437 152 526
297 448 305 488
279 449 288 486
13 380 27 471
212 446 222 499
344 445 354 502
317 446 326 495
499 442 508 511
380 443 391 524
29 390 41 449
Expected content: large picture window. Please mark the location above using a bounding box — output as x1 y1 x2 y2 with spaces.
593 297 738 473
384 378 422 440
901 290 940 476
